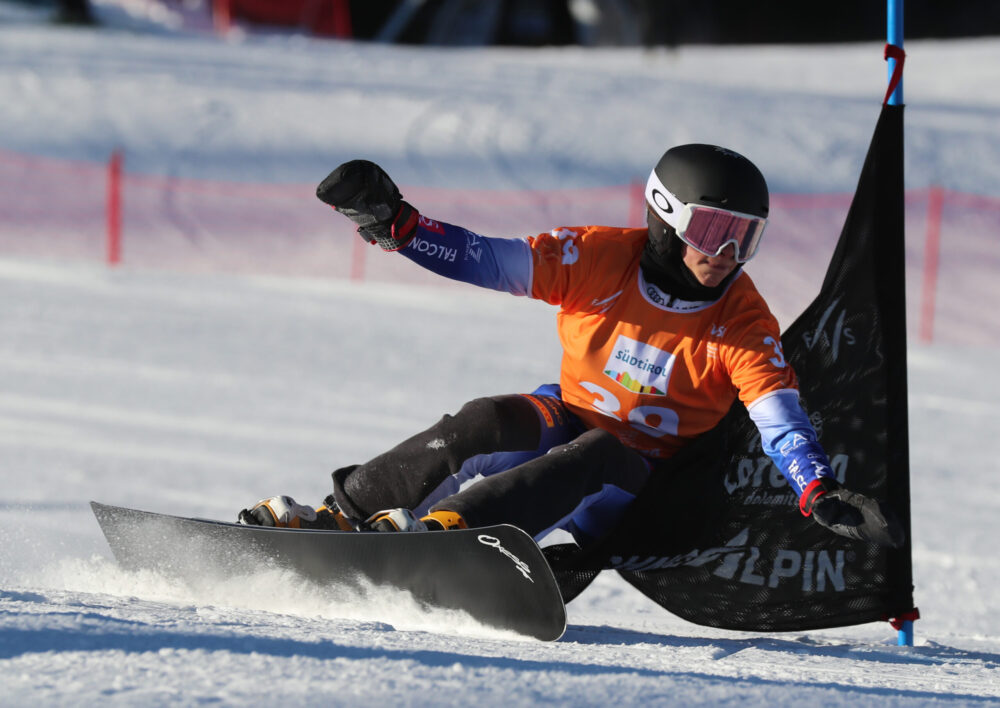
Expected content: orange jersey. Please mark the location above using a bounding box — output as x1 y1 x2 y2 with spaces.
527 225 796 459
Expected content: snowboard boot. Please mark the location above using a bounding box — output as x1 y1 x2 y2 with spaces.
237 495 353 531
421 509 468 531
365 508 469 532
366 508 427 532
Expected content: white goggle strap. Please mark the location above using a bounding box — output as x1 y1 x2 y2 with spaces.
644 170 684 230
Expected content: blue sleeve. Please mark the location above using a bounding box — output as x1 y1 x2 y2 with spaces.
747 390 836 511
396 216 533 296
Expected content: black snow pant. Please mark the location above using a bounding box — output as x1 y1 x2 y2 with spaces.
330 393 651 542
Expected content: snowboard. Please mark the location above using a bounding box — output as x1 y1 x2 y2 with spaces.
90 501 567 641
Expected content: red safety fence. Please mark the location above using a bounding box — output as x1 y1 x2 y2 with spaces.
211 0 353 38
1 148 997 346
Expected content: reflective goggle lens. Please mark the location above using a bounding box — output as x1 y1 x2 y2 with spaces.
676 205 766 263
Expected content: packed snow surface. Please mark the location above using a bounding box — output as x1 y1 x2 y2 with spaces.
1 2 999 705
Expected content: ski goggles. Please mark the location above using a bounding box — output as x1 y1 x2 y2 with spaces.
645 173 767 263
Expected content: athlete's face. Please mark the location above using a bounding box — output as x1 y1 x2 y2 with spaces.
681 243 739 287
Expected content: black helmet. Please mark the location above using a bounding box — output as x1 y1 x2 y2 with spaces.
645 144 769 264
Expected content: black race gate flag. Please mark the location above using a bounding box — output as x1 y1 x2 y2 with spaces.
547 104 916 633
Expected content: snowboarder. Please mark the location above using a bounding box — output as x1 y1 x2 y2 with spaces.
239 145 903 549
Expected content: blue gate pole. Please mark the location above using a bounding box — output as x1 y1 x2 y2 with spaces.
888 0 913 649
887 0 904 105
898 619 914 646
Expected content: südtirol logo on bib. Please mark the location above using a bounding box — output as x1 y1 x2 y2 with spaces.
603 335 675 396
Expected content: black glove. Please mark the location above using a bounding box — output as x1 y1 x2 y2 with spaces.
806 478 905 549
316 160 419 251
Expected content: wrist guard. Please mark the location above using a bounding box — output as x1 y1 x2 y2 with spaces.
800 476 840 516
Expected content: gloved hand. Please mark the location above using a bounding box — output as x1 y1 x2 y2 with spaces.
803 478 905 549
316 159 419 251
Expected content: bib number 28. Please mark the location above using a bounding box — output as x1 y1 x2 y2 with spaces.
580 381 680 437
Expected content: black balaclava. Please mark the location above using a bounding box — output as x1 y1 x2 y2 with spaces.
639 208 740 303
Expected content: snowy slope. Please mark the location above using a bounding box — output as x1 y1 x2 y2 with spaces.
2 3 1000 195
1 4 1000 705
